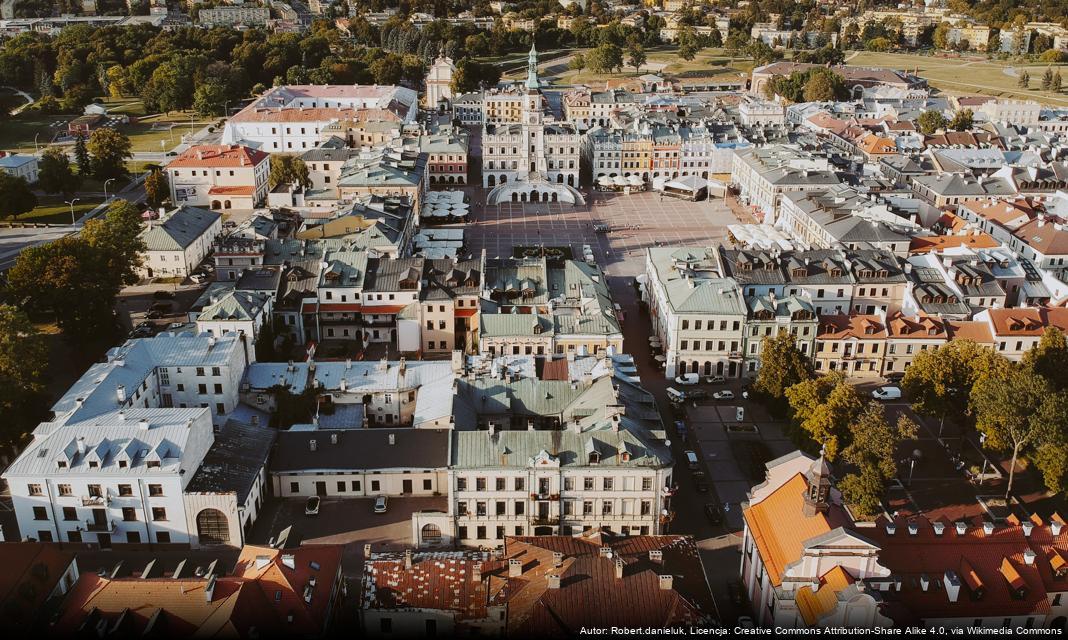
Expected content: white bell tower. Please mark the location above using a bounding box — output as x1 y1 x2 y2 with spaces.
425 52 456 109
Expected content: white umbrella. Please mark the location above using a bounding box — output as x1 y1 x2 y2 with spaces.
627 175 643 186
597 175 613 186
613 176 628 187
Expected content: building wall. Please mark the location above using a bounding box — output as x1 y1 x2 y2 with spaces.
272 469 447 497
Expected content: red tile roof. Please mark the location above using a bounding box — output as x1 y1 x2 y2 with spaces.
208 185 256 196
986 307 1068 336
817 314 887 340
54 544 343 637
167 145 268 169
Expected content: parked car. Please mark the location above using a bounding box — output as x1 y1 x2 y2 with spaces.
373 496 388 513
167 322 185 330
684 450 700 470
872 385 902 401
304 496 320 516
148 301 172 313
704 375 726 384
692 471 710 493
200 263 215 272
145 310 164 320
686 389 709 400
712 390 735 401
190 273 208 284
885 371 905 382
152 290 175 300
666 387 687 403
704 502 722 524
674 420 687 439
675 373 700 385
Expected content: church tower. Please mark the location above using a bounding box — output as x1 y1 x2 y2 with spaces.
425 52 456 110
522 44 546 177
801 451 832 517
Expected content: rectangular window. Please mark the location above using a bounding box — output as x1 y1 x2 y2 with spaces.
62 506 77 521
122 507 137 522
58 484 72 496
28 484 42 496
152 507 167 521
290 482 299 493
118 484 133 497
457 477 467 491
514 477 525 491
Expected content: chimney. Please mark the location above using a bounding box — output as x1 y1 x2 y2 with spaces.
508 558 522 577
138 419 150 431
599 547 612 558
309 439 317 452
658 575 674 590
1024 550 1037 565
363 544 371 558
116 385 127 403
955 521 967 535
547 574 561 589
340 378 347 392
76 437 86 455
205 574 216 602
552 552 563 568
330 433 338 445
649 550 663 564
472 562 481 583
281 554 295 570
388 433 396 445
404 549 413 570
944 570 961 602
614 558 624 580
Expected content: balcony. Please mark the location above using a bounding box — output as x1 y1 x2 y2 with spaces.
85 519 116 533
530 515 560 526
81 495 108 507
530 493 560 501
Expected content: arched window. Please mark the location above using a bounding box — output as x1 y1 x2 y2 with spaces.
196 508 230 545
421 524 442 543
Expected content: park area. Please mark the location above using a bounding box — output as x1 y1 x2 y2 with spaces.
501 46 752 86
845 50 1068 105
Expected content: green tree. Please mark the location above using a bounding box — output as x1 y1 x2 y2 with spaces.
902 338 1006 427
916 109 948 135
74 134 91 176
802 67 845 101
1022 327 1068 391
678 27 700 61
193 82 228 117
626 38 646 74
1054 70 1063 92
1043 66 1055 90
568 53 585 71
80 199 146 288
0 173 37 218
753 332 814 412
932 22 950 50
586 43 623 73
842 403 919 481
0 304 48 444
949 108 974 131
36 147 81 196
255 321 276 361
972 366 1053 498
1018 70 1031 89
370 55 404 85
1030 391 1068 492
785 373 864 460
7 236 119 339
86 128 132 181
144 170 169 208
268 155 311 189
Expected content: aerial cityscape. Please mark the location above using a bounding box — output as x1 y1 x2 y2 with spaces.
3 0 1068 635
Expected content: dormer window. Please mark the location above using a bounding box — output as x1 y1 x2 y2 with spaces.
89 461 99 469
589 451 601 464
829 268 842 278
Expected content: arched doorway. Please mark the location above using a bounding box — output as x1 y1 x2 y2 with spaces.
196 508 230 545
446 176 454 183
511 192 519 202
211 200 221 210
223 200 232 209
557 174 563 183
421 523 442 544
500 175 507 184
567 175 574 186
551 192 558 202
487 174 496 187
704 361 712 375
520 192 528 202
457 176 464 184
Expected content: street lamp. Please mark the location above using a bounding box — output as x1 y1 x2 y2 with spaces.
65 198 80 225
979 433 989 485
103 178 115 201
33 132 39 154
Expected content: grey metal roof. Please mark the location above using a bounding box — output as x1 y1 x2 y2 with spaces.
186 419 276 502
271 428 450 472
141 206 221 251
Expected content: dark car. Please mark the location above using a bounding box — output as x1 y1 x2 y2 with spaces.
704 502 722 525
149 301 172 313
145 310 165 319
152 290 175 300
687 389 709 400
674 420 687 439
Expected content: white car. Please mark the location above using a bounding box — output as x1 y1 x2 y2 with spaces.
304 496 320 516
674 373 700 385
713 390 735 401
872 386 902 401
373 496 388 513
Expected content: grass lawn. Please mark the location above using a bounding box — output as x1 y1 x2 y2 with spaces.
0 114 77 154
100 97 146 116
124 118 213 152
16 197 104 224
511 46 753 86
845 50 1068 105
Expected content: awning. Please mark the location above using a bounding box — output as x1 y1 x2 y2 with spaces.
455 308 478 318
627 175 643 186
613 176 628 186
597 175 613 186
